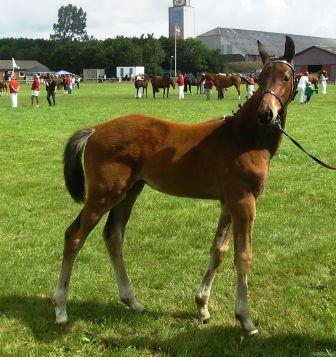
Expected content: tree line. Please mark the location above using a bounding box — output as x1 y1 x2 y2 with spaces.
0 4 227 76
0 35 226 77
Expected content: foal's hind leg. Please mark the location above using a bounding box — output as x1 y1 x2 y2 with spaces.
52 198 110 324
195 202 232 323
231 194 258 335
103 181 145 312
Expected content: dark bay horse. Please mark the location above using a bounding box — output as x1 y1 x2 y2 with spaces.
53 36 297 336
184 74 202 94
134 75 149 98
150 76 175 98
0 81 8 95
205 73 247 100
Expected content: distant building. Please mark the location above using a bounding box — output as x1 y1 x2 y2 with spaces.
197 27 336 63
169 0 195 39
116 66 145 79
83 68 105 80
295 46 336 80
0 59 50 79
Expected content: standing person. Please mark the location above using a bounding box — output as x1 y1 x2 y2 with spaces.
66 75 73 94
46 74 57 106
305 82 315 103
177 70 184 100
247 74 255 99
200 71 205 94
75 76 81 90
135 73 143 99
62 77 67 92
31 73 40 107
204 77 213 100
298 71 309 104
320 71 328 94
9 75 19 108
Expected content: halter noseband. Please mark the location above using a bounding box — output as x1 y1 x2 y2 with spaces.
260 60 297 112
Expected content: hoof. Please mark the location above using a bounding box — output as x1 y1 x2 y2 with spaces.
121 297 145 313
132 303 145 313
246 328 259 336
55 313 68 325
202 318 210 324
56 318 68 326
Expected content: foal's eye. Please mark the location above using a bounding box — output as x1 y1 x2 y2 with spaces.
283 75 290 82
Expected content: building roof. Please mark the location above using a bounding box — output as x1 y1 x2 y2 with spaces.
296 45 336 56
0 60 50 72
197 27 336 56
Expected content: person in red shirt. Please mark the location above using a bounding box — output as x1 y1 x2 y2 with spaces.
177 70 184 100
247 74 255 99
204 78 214 100
31 73 40 107
66 75 73 94
9 74 19 108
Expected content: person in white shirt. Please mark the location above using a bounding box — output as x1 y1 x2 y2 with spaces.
135 74 143 99
320 71 328 94
297 72 309 104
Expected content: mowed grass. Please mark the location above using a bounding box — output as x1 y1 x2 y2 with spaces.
0 82 335 356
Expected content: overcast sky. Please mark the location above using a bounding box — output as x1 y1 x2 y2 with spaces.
1 0 335 40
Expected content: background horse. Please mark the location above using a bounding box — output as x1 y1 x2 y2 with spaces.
56 77 66 91
150 76 175 98
0 81 8 96
308 70 327 89
204 73 247 99
134 75 149 98
53 36 297 336
184 74 202 94
296 70 327 89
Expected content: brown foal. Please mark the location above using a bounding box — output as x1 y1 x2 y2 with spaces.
53 36 296 335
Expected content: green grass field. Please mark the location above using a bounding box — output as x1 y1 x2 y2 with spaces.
0 82 335 356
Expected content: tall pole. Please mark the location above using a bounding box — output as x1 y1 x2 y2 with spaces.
174 25 177 77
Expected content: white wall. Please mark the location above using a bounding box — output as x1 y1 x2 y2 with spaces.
183 6 195 39
116 66 145 78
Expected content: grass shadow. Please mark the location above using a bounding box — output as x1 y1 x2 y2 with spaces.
1 294 335 355
0 294 161 342
103 325 336 356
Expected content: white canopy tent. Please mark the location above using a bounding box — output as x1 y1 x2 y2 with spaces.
55 70 73 76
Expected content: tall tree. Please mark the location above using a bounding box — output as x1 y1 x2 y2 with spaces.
51 4 88 41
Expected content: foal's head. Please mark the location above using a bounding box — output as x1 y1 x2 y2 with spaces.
256 36 296 128
169 77 176 89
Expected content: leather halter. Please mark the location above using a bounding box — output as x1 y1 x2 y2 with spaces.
259 60 297 112
260 61 336 170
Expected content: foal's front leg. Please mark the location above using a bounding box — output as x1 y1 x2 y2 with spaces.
231 195 258 335
195 202 232 323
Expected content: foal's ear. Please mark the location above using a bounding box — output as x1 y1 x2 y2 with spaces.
283 36 295 63
257 40 270 64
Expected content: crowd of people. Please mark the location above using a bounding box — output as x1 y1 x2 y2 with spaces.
2 69 330 108
2 72 79 108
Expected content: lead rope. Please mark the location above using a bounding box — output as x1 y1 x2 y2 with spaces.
276 116 336 170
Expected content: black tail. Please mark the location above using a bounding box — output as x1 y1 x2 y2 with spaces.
63 128 95 203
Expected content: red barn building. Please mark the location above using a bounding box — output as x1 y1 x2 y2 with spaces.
295 46 336 81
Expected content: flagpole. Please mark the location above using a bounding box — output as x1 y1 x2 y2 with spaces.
174 25 177 77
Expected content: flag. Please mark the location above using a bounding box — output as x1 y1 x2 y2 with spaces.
12 57 19 69
175 25 181 36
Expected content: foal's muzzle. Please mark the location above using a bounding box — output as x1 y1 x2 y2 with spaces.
257 108 275 127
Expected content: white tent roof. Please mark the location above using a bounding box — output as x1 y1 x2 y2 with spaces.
55 70 72 75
